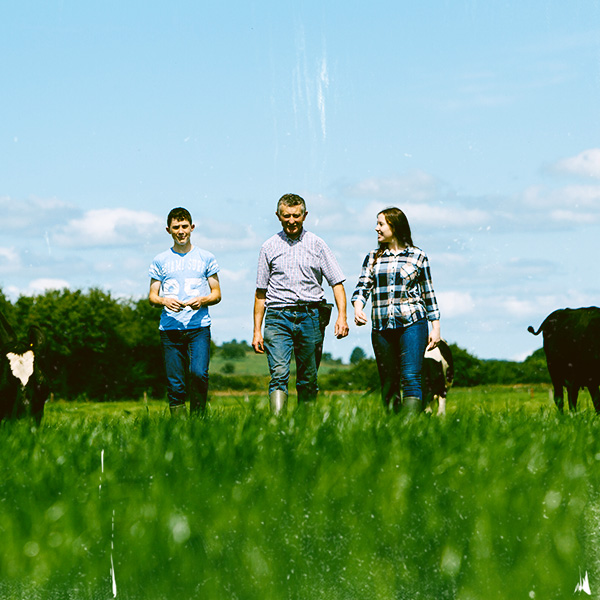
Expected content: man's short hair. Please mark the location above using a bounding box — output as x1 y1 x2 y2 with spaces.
277 193 306 215
167 207 193 226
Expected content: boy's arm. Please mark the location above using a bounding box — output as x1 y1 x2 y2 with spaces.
185 274 222 309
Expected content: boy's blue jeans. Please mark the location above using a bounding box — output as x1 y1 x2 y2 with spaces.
371 319 428 410
264 307 323 403
160 326 211 411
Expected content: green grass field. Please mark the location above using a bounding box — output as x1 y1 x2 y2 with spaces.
1 387 600 599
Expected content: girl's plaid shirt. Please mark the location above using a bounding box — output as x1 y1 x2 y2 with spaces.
351 246 440 330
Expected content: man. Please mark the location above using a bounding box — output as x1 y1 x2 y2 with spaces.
149 207 221 416
252 193 349 413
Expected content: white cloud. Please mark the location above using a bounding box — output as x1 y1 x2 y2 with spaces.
524 183 600 209
490 293 594 322
520 183 600 228
550 209 598 224
345 171 441 202
0 247 19 264
512 349 539 362
0 247 24 279
405 203 489 227
552 148 600 179
339 168 600 240
564 184 600 206
0 195 70 213
0 196 76 231
437 291 476 318
3 286 21 300
194 232 262 254
53 208 162 248
498 297 540 318
218 268 251 283
331 173 496 236
27 279 70 295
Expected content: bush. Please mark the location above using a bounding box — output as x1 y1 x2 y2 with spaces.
220 339 252 360
319 359 379 392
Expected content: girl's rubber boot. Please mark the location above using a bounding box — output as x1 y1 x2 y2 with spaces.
403 396 422 415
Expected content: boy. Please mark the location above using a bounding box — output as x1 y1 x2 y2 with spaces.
149 207 221 415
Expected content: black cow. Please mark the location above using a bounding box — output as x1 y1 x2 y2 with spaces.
422 340 454 415
528 307 600 413
0 311 49 423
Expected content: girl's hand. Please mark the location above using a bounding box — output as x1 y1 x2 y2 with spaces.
354 308 368 326
427 330 441 350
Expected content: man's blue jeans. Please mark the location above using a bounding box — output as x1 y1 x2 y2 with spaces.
160 326 211 411
371 319 428 411
264 307 323 403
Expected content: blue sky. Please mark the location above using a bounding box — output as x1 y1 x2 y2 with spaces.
2 1 600 362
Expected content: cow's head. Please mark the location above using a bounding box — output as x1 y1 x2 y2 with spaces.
1 310 45 355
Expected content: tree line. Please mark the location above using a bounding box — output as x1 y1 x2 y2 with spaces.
0 288 549 401
321 344 549 393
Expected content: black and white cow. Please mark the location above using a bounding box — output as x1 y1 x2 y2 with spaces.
528 306 600 413
422 340 454 415
0 311 49 423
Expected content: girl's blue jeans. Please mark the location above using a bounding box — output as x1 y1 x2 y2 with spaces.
371 319 428 410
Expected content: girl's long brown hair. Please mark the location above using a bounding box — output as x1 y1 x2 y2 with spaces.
373 207 413 265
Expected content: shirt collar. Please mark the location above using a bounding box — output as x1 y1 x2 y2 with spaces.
383 245 410 256
280 229 306 244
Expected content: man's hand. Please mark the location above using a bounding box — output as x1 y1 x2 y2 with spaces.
252 332 265 354
334 316 349 339
253 289 267 354
331 283 349 339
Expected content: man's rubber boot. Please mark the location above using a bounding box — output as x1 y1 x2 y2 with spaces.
269 390 288 415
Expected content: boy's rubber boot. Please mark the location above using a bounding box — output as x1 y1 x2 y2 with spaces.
169 404 187 418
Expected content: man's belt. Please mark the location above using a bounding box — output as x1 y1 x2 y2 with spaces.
270 302 322 311
268 302 333 331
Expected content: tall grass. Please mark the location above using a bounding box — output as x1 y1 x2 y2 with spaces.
1 390 600 599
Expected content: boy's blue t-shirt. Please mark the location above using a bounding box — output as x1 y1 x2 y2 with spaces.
149 246 220 331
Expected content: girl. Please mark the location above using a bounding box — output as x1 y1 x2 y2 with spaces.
352 207 441 412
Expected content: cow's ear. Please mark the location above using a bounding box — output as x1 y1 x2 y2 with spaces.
28 326 45 351
0 311 16 348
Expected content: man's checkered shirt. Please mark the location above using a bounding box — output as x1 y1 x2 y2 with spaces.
351 246 440 330
256 230 345 307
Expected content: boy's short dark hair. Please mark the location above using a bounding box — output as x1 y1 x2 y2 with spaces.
167 207 193 226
